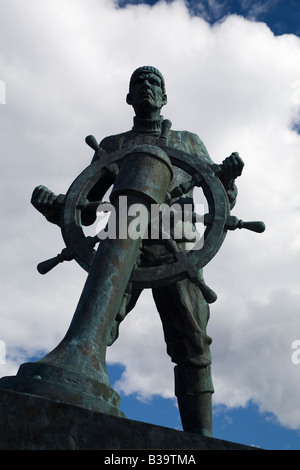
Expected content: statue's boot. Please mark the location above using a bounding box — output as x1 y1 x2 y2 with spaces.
177 391 212 437
174 365 213 437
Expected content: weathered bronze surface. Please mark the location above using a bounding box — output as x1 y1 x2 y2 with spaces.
0 66 265 438
0 388 261 450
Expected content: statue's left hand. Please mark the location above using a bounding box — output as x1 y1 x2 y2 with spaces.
221 152 244 181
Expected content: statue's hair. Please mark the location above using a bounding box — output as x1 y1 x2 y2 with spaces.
129 66 166 94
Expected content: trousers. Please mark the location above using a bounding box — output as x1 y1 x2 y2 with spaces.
109 274 214 394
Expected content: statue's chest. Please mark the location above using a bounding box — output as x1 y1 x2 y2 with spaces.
118 134 191 190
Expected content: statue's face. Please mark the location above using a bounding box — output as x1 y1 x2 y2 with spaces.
127 72 167 116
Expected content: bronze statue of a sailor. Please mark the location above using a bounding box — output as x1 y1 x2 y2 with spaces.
30 66 245 437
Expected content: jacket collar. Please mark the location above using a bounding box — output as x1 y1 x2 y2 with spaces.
132 115 164 134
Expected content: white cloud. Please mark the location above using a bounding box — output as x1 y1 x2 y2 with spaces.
1 0 300 431
210 289 300 429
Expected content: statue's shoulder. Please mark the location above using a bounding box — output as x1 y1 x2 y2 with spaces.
169 129 213 164
99 130 134 153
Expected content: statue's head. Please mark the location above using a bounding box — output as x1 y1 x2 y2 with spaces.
126 66 167 118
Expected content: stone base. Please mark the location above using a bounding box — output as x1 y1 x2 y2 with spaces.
0 388 259 450
0 361 125 418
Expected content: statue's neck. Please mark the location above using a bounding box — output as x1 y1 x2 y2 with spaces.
132 115 164 134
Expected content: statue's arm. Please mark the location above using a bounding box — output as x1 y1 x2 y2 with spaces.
191 133 243 209
217 152 244 209
31 173 114 228
31 136 117 227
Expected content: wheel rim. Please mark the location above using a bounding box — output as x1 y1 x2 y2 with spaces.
61 146 230 288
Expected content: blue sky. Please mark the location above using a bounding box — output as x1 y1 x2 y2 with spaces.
117 0 300 36
108 365 300 450
1 0 300 451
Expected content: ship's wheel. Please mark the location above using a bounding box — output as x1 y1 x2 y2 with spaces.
37 133 265 303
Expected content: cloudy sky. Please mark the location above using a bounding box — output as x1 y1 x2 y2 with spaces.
1 0 300 450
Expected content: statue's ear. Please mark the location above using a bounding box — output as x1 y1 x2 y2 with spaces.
162 94 167 106
126 93 132 105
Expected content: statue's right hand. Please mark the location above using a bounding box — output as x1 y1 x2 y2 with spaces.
31 185 56 216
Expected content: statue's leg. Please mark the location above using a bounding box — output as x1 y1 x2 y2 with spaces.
108 285 143 346
152 275 214 437
174 365 213 437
